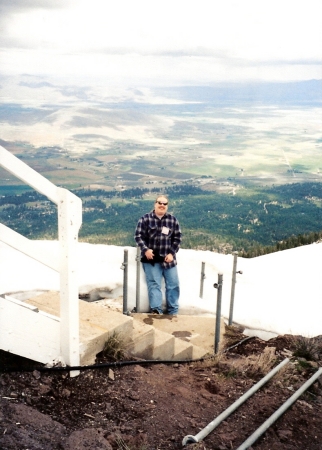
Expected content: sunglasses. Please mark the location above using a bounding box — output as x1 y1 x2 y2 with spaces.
156 201 168 206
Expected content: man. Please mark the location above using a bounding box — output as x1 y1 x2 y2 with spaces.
134 195 182 315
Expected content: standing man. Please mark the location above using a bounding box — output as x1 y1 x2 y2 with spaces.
135 195 182 315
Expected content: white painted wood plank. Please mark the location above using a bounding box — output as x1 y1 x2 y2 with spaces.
0 296 60 364
58 188 82 373
4 294 39 312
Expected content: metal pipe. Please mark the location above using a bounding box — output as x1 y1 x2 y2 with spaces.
214 273 223 354
182 358 290 446
229 252 238 325
223 336 255 354
135 246 141 312
236 366 322 450
199 262 206 298
121 249 128 315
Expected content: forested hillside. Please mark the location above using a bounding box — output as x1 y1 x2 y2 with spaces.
1 182 321 255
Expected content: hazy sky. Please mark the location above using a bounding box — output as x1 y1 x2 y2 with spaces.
0 0 321 86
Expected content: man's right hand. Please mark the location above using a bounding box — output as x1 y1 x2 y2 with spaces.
145 249 154 260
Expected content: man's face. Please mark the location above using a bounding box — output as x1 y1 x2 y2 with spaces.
154 197 168 216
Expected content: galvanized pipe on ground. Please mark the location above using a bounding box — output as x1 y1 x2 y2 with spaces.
182 358 290 446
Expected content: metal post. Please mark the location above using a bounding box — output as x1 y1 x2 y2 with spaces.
199 262 206 298
214 273 223 354
229 252 238 325
135 246 141 313
121 249 128 315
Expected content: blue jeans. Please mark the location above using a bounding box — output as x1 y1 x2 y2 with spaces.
142 263 180 314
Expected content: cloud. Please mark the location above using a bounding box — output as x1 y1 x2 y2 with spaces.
58 86 91 100
0 0 321 85
72 134 112 142
0 103 58 125
19 81 54 88
0 0 72 32
0 0 72 14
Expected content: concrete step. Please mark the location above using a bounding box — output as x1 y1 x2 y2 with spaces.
152 328 175 360
127 318 208 361
191 343 210 360
172 337 193 360
24 292 216 365
127 320 155 360
26 291 133 365
131 313 225 356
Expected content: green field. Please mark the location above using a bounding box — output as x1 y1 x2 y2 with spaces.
1 82 322 252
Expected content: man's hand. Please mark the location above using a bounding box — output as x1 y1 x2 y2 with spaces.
145 249 154 260
164 253 173 263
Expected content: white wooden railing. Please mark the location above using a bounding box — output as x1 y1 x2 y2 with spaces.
0 145 82 375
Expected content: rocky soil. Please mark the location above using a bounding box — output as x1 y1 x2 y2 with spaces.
1 329 322 450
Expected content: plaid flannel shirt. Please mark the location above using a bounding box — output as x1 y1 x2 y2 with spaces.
134 211 182 269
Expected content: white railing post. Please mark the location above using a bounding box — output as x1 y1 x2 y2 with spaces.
58 188 82 376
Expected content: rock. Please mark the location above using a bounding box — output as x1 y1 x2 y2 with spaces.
0 401 67 449
310 361 319 368
66 428 112 450
32 370 41 380
61 388 71 398
38 384 52 395
277 429 293 441
127 392 140 401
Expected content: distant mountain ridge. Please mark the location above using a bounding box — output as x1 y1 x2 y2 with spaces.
155 79 322 106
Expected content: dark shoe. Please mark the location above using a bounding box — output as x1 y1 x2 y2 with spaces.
150 309 163 315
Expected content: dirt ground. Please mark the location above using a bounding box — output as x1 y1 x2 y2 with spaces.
1 328 322 450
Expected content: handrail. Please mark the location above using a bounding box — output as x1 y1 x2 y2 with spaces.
0 145 82 376
0 146 59 203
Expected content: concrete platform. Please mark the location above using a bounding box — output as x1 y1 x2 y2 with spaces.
131 313 225 356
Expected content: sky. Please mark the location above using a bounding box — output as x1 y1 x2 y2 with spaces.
1 0 322 86
1 240 321 339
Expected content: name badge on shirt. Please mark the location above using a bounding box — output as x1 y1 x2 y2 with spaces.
162 226 170 235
